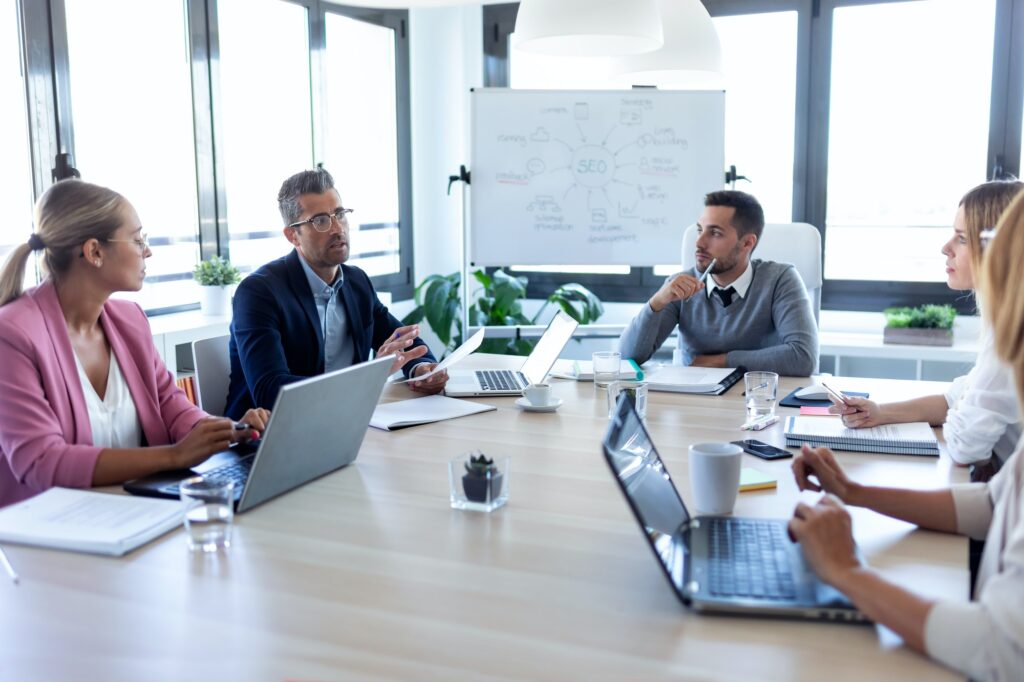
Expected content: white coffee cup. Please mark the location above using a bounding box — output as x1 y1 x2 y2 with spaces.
688 442 743 515
523 383 552 406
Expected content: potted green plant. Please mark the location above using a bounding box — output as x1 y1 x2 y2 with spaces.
883 304 956 347
193 255 242 316
462 453 503 503
402 268 604 357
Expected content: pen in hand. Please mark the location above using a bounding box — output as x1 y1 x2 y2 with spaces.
698 258 717 284
0 546 19 585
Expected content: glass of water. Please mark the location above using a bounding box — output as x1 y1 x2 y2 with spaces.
592 350 622 389
744 371 779 422
607 380 648 420
179 476 234 552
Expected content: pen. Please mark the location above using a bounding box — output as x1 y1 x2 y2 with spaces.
698 258 717 284
740 415 779 431
232 421 250 431
820 382 849 406
0 546 18 585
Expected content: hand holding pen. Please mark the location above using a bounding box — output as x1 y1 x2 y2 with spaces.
378 325 429 374
823 383 883 428
649 259 716 312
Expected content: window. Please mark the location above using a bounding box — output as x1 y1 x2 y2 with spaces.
0 0 33 270
323 12 402 277
218 0 313 275
824 0 997 283
63 0 202 312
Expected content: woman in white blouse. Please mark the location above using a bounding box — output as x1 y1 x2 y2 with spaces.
789 191 1024 681
832 180 1024 467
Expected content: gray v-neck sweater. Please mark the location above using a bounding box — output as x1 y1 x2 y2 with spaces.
618 259 818 376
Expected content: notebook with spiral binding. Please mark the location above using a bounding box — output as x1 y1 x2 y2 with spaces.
784 416 940 456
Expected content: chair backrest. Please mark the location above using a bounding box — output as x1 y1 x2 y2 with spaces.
681 222 823 321
191 334 232 415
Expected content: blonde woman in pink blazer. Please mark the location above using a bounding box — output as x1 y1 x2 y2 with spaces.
0 180 268 507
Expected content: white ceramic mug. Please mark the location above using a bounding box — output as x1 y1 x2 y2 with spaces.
688 442 743 515
523 383 552 406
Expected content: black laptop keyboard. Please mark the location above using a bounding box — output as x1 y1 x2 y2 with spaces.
707 518 797 600
159 456 254 499
475 369 526 392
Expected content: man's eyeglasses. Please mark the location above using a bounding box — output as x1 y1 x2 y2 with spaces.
104 233 150 252
288 208 354 233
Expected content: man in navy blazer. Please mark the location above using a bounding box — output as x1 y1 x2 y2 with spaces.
225 168 446 419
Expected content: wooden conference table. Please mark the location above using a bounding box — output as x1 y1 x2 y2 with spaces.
1 355 969 681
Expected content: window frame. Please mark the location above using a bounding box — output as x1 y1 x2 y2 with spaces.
482 0 1024 313
13 0 415 314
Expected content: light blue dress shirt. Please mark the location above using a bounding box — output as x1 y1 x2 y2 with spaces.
298 256 356 373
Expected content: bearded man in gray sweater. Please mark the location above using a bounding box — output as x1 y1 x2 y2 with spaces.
619 190 818 376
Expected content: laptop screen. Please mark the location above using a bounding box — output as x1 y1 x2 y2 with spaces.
520 310 578 385
603 395 691 583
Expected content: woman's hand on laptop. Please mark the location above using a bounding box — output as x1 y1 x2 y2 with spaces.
792 444 858 503
409 363 448 395
232 407 270 442
170 418 236 468
378 325 429 374
787 495 860 585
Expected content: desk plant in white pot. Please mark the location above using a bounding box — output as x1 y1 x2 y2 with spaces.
193 255 241 316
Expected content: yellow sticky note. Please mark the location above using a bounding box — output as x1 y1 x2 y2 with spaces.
739 467 777 492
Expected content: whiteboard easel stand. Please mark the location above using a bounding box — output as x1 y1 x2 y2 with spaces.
447 164 472 345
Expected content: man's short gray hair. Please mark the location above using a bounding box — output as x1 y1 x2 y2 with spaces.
277 168 336 225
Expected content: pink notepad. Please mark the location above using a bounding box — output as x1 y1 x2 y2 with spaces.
799 406 833 416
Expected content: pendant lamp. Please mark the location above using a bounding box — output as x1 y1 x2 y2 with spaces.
514 0 664 57
611 0 723 87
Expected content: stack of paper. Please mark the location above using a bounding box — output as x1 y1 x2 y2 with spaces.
641 365 744 395
371 395 496 431
784 416 939 456
0 487 184 556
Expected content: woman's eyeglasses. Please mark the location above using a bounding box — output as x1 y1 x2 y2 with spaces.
104 233 150 252
288 208 354 233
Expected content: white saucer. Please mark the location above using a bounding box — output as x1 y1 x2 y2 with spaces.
515 397 563 413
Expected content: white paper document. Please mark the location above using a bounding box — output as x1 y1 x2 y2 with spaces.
0 488 184 556
370 394 496 431
392 329 485 384
642 365 737 393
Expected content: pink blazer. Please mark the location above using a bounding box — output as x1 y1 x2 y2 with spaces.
0 280 207 506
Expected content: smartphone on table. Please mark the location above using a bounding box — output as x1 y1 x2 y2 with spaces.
731 439 793 460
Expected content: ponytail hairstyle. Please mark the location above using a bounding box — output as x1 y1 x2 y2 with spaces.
979 190 1024 409
958 179 1024 278
0 180 126 306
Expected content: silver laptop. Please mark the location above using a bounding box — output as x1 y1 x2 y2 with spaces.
124 355 392 513
444 310 579 397
602 395 866 622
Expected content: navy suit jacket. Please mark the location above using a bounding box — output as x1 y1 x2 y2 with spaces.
225 250 434 419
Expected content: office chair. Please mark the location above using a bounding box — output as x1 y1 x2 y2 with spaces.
680 222 823 322
191 334 232 415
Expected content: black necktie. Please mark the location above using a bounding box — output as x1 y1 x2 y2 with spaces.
715 286 736 307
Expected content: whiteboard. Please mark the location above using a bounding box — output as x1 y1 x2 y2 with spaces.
469 89 725 266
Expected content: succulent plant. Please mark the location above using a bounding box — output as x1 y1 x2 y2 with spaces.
464 452 497 477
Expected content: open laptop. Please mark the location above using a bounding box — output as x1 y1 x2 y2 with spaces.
602 395 866 622
124 355 392 513
444 310 579 397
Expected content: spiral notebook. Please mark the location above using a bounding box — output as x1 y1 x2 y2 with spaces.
783 416 940 456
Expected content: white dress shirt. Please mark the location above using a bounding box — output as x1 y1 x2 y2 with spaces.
705 260 754 301
943 327 1022 465
74 350 142 448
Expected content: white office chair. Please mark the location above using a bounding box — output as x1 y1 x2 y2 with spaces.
191 334 232 415
680 222 823 322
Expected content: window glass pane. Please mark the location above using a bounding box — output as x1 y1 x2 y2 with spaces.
0 1 34 271
219 0 312 275
714 11 796 223
824 0 996 282
64 0 201 311
323 13 401 277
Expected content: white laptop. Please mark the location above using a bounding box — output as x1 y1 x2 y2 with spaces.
444 310 579 397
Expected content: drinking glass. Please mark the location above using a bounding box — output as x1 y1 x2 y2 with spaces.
180 476 234 552
744 371 779 422
592 350 621 389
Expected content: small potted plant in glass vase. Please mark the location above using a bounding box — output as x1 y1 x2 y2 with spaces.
449 451 509 512
193 255 241 316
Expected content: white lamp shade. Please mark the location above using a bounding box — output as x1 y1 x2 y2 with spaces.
515 0 664 57
611 0 723 88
